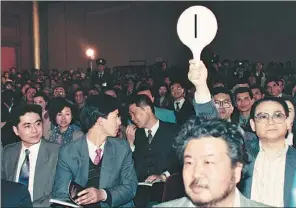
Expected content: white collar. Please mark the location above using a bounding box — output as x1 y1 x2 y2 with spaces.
286 132 294 146
144 120 160 137
21 139 41 156
233 187 241 207
174 98 185 108
86 137 106 152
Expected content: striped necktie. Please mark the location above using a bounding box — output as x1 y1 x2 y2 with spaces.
18 149 30 187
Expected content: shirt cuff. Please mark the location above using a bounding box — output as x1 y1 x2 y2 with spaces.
194 91 212 104
102 189 112 206
130 144 135 152
162 171 170 178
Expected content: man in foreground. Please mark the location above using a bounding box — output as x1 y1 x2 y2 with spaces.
155 117 269 207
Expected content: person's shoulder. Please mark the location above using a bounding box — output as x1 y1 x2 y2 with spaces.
244 198 271 207
160 120 179 129
59 136 86 152
153 197 191 207
108 137 129 148
2 141 21 154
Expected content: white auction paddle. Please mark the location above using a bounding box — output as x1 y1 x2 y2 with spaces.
177 6 218 61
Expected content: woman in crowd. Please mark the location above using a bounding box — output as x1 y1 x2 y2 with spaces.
33 92 52 139
284 97 296 147
48 97 83 145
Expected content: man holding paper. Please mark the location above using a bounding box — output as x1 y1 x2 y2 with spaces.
52 94 137 207
128 94 181 207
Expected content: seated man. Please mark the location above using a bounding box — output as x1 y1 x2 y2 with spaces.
128 94 180 207
52 94 137 207
239 97 296 207
2 104 59 207
155 117 269 207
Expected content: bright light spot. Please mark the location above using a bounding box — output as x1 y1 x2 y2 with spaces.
86 48 95 59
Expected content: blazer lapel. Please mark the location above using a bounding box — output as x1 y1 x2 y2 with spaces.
78 137 90 187
33 139 50 200
99 139 114 188
284 147 296 206
7 142 22 181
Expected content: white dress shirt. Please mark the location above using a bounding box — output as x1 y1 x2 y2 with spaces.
15 141 41 200
174 98 185 111
286 132 294 146
251 142 287 207
86 137 105 164
144 119 160 139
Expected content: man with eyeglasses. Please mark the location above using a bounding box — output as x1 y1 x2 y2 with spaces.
239 96 296 207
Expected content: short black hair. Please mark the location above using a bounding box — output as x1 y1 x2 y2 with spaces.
10 104 42 127
234 87 253 100
174 116 250 176
128 94 155 114
74 88 86 96
170 81 184 89
212 87 234 105
80 94 120 132
48 97 77 126
250 96 289 119
25 87 37 94
265 77 280 87
34 91 49 103
250 85 265 95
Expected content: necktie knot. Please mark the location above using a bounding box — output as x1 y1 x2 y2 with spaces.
176 102 180 111
96 148 102 156
147 130 153 144
25 149 30 156
94 148 102 165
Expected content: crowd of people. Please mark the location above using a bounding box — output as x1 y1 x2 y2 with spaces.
1 54 296 208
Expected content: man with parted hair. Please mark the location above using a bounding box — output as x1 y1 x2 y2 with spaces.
2 104 59 207
128 94 180 207
52 94 137 207
155 117 269 207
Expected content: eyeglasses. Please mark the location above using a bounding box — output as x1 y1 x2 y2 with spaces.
214 100 232 108
254 112 287 124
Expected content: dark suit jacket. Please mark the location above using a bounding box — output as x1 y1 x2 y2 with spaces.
91 71 113 87
1 139 59 207
1 179 33 208
169 99 195 125
52 136 138 207
239 145 296 207
134 121 180 181
155 96 172 109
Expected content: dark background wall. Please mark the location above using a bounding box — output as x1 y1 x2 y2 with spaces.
2 1 296 71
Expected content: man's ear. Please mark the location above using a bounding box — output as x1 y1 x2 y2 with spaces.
13 126 19 136
250 119 256 132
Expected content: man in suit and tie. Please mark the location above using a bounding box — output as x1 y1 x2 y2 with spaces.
169 81 195 125
52 94 137 207
155 117 269 207
1 104 60 207
128 94 180 207
91 58 112 87
137 85 176 124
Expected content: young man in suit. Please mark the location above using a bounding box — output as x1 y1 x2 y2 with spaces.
52 94 137 207
128 94 180 207
1 104 60 207
169 81 195 125
155 117 269 207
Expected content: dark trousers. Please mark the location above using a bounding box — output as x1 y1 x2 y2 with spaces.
134 183 164 207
